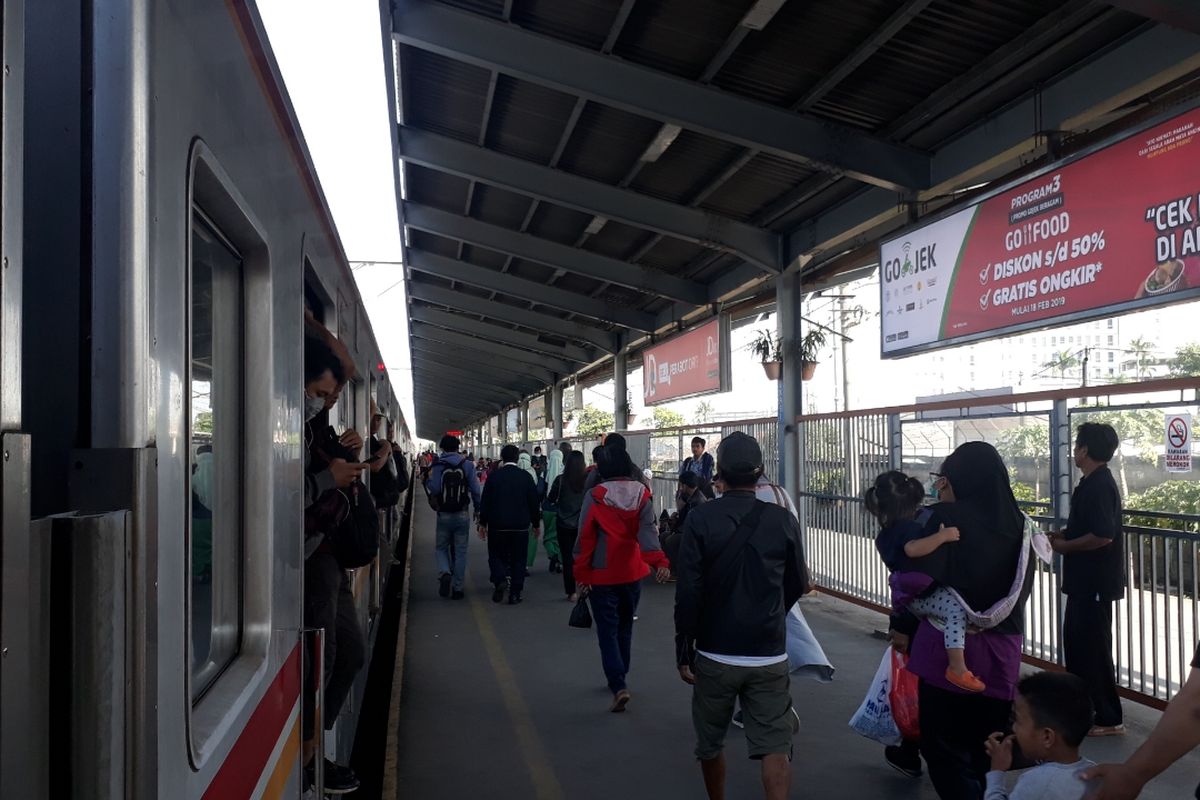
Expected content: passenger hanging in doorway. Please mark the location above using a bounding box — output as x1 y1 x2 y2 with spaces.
425 434 481 600
478 444 541 604
1050 422 1126 737
302 325 370 795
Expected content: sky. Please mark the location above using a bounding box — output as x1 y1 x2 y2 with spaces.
257 0 416 433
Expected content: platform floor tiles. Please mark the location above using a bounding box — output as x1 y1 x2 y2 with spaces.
396 501 1199 799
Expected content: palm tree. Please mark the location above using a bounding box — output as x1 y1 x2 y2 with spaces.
1042 349 1080 382
693 400 714 424
1126 336 1156 379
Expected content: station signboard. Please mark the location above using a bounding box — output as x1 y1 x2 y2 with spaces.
642 317 730 406
881 105 1200 357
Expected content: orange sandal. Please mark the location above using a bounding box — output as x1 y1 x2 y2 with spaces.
946 668 986 693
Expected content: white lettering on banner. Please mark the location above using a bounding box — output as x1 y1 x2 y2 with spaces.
1165 414 1193 474
1009 174 1062 211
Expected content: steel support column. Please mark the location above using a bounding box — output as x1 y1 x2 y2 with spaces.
777 271 804 510
614 352 628 432
552 382 564 441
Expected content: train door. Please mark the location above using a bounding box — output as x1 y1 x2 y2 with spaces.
0 1 39 797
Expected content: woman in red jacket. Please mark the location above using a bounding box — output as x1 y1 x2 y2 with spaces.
575 445 671 712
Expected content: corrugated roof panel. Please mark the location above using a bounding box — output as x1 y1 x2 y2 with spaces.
508 259 557 284
405 164 470 213
637 236 708 274
710 0 897 108
596 284 646 306
410 271 455 291
471 183 535 230
582 219 646 260
557 102 661 184
809 0 1066 130
512 0 624 50
613 0 753 79
553 272 605 296
409 229 460 258
487 75 580 163
528 202 593 246
403 48 490 141
434 0 506 18
630 129 744 204
461 243 508 269
700 152 817 221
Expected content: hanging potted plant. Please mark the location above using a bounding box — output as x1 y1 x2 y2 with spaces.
800 329 827 381
621 394 638 426
751 329 784 380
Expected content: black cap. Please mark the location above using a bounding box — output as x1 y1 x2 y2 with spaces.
716 432 763 474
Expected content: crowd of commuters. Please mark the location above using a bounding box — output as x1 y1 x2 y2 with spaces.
302 311 412 795
406 419 1196 800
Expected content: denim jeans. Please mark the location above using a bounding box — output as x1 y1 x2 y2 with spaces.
588 582 641 693
435 511 471 591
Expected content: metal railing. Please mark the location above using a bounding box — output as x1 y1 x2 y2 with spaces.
597 378 1198 706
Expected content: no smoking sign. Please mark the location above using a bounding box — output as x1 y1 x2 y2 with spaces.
1165 414 1193 474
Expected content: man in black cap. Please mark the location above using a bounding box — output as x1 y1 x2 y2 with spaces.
674 431 809 800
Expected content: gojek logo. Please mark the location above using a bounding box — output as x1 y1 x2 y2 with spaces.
883 241 938 283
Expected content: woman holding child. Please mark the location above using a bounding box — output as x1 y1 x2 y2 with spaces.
883 441 1035 800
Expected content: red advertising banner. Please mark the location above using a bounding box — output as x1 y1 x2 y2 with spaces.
642 319 725 406
880 106 1200 356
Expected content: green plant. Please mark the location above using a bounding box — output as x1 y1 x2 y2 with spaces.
577 405 614 438
652 407 686 429
1169 343 1200 377
799 329 827 362
750 329 783 362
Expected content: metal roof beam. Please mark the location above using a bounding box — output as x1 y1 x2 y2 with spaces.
410 340 559 385
413 372 524 403
404 203 708 305
409 350 550 390
393 0 931 191
398 126 782 272
1105 0 1200 34
411 321 579 374
410 304 596 364
407 281 618 352
407 248 657 332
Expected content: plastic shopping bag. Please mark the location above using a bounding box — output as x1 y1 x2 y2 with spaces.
889 650 920 741
848 648 902 746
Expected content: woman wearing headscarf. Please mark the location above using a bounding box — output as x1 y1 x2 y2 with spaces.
540 449 565 573
549 451 587 600
888 441 1033 800
519 451 561 573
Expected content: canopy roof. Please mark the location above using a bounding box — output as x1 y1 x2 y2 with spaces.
386 0 1200 438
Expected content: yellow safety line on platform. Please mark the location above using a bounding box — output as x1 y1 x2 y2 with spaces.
468 587 566 800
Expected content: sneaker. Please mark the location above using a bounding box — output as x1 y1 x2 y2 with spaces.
884 745 923 778
508 592 523 605
492 583 506 604
451 590 465 600
1088 724 1127 737
945 667 986 693
322 759 360 795
610 689 631 713
438 573 451 598
548 557 560 574
732 709 744 729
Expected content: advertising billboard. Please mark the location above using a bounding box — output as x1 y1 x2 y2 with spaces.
880 105 1200 357
642 318 729 406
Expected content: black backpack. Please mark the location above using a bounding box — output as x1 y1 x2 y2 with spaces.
431 456 469 512
332 481 380 568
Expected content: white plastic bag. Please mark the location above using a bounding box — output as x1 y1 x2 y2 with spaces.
848 648 902 746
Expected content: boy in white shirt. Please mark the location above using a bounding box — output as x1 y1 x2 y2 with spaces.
984 671 1098 799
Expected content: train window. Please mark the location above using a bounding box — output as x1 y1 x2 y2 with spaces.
189 208 245 702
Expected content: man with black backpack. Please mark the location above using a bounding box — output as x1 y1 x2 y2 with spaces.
674 432 809 800
425 434 482 600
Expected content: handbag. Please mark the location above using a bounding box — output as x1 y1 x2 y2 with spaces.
568 595 593 629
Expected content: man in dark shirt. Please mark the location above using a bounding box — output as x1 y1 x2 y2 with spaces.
674 432 809 800
478 444 541 605
1050 421 1126 735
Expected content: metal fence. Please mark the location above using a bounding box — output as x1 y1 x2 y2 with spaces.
585 378 1200 706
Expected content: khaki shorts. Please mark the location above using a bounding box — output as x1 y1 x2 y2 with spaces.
692 655 795 760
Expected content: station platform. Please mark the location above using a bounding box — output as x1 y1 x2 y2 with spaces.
393 500 1200 799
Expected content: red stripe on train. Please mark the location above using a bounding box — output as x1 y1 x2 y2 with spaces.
202 645 302 800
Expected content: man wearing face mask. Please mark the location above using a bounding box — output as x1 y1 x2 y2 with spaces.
301 332 369 794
